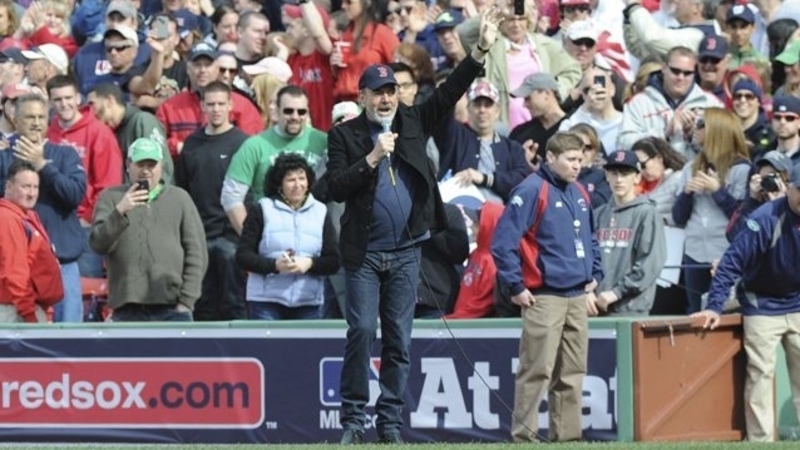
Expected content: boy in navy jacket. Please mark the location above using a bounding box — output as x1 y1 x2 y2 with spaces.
491 131 602 442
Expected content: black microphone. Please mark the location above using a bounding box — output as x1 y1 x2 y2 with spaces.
380 117 396 186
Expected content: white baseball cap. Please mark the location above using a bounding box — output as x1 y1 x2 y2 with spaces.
22 44 68 75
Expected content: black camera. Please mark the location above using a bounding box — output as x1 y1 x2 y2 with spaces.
760 174 780 193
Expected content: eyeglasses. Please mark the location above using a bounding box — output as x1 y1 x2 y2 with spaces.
699 56 722 66
638 155 653 167
668 66 695 77
773 114 799 123
571 38 595 48
219 67 237 74
105 45 132 53
282 108 308 116
733 92 756 101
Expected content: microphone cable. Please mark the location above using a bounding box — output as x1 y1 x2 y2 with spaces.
377 122 551 443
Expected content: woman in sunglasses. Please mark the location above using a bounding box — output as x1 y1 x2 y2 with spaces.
236 152 340 320
671 107 751 314
631 136 686 224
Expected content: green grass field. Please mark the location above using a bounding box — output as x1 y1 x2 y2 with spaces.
0 443 799 449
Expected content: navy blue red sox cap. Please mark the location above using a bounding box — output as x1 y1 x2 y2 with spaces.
604 150 641 173
358 64 398 91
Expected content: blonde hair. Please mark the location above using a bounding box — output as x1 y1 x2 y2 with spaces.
0 0 18 36
625 60 662 102
41 0 71 37
251 73 286 128
692 107 750 182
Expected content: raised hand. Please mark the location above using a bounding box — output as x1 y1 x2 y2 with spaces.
477 5 505 51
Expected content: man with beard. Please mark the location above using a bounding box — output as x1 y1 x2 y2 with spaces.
156 43 263 159
0 94 87 323
770 95 800 167
730 78 773 158
221 85 327 235
176 82 250 321
87 83 173 181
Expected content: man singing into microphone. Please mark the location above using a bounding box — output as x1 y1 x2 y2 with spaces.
326 6 504 445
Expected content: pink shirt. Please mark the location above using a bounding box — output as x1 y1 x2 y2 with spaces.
506 40 540 129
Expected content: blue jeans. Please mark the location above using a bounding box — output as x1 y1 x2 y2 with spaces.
53 261 83 323
112 304 193 322
339 247 420 438
77 226 105 278
247 301 321 320
684 254 712 314
194 236 247 321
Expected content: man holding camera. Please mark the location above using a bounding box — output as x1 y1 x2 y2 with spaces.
693 163 800 442
90 138 208 322
726 151 792 241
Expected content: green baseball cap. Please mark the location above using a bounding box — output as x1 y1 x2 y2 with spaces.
128 137 163 162
776 40 800 65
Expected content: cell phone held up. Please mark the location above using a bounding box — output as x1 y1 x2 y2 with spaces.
514 0 525 16
154 16 170 40
136 180 149 192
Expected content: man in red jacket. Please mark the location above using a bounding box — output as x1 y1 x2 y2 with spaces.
156 42 263 160
46 75 122 280
0 160 64 323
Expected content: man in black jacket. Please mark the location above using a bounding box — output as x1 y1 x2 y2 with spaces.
325 6 504 445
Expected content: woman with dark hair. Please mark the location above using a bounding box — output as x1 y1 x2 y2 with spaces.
631 136 686 224
236 153 340 320
330 0 399 102
204 5 239 48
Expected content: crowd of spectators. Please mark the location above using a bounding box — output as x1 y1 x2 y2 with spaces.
2 0 800 323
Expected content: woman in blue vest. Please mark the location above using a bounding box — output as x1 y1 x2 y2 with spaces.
236 152 340 320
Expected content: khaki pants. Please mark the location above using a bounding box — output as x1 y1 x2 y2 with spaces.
743 313 800 442
0 304 47 323
511 293 588 442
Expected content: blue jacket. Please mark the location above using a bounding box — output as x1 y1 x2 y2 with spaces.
491 165 603 297
0 138 87 263
73 41 151 97
707 199 800 316
433 118 531 201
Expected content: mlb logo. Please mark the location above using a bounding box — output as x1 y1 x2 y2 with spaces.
319 357 381 407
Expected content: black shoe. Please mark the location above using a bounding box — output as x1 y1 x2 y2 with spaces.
340 429 364 445
378 433 403 444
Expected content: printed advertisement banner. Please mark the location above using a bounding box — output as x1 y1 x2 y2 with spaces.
0 327 617 443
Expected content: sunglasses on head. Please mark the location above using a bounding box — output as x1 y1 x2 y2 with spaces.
774 113 799 122
105 45 132 53
668 66 695 77
733 92 756 101
282 108 308 116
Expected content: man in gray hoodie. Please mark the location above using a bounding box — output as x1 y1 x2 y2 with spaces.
590 150 667 316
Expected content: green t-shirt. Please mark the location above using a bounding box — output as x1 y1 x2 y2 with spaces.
225 126 328 200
